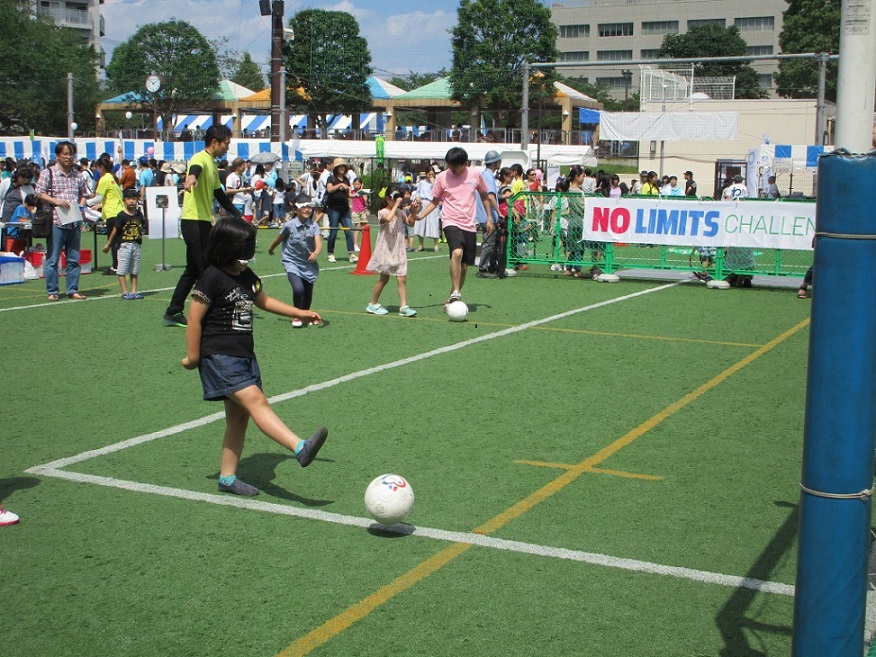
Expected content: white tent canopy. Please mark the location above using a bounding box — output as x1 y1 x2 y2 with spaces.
290 139 596 167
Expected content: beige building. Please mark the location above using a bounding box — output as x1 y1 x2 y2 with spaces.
551 0 786 98
20 0 105 65
636 97 832 196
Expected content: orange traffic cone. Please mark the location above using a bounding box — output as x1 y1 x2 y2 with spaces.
351 223 376 275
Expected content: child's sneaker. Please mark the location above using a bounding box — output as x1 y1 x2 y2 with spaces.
366 303 388 315
0 506 20 526
399 305 417 317
121 292 134 300
291 318 304 328
327 254 337 263
296 427 328 467
132 292 144 300
218 478 259 496
349 254 358 263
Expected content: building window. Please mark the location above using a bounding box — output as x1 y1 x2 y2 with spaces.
746 45 774 56
640 49 660 60
641 20 679 36
597 50 633 61
735 16 775 31
758 74 774 88
598 22 634 37
560 24 590 39
687 18 726 29
597 77 631 88
560 51 590 62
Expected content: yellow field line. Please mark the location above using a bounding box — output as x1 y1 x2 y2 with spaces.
276 316 810 657
514 460 664 481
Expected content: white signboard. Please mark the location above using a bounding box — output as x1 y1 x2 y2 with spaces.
145 187 180 239
581 197 815 251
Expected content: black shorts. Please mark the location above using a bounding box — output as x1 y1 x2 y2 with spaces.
442 225 477 266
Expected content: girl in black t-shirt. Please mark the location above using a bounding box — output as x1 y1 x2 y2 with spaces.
181 218 328 496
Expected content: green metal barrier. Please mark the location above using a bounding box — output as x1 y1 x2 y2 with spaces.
503 191 815 281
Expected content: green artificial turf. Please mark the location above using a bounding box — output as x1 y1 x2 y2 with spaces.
0 231 827 656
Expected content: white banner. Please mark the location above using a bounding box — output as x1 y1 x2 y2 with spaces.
581 197 815 250
598 111 738 141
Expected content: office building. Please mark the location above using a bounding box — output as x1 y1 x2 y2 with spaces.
551 0 787 99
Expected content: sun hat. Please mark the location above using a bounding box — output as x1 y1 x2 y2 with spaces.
331 158 348 173
484 150 501 164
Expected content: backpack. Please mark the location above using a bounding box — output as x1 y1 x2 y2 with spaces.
31 168 54 239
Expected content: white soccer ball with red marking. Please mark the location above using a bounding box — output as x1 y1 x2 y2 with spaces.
364 474 415 525
446 300 468 322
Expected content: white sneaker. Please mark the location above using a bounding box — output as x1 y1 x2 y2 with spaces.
0 506 20 526
354 245 360 252
349 254 358 263
327 254 336 263
291 318 304 328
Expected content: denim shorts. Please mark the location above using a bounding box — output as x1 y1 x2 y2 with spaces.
198 354 262 401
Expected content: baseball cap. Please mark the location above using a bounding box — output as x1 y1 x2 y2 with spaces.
123 188 139 198
733 174 743 183
484 150 501 164
138 155 149 166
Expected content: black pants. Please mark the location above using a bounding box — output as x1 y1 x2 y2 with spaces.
166 219 213 316
286 272 314 310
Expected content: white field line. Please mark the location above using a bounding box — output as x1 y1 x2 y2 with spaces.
23 279 796 597
0 264 360 313
28 282 680 472
26 466 796 597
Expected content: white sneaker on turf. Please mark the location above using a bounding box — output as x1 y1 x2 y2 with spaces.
327 254 336 263
0 506 20 526
291 318 304 328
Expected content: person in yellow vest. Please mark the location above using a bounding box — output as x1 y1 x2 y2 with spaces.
163 125 239 327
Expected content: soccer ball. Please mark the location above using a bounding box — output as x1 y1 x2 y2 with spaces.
446 300 468 322
364 474 415 525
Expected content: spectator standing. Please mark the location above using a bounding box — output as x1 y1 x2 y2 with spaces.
94 155 125 273
162 125 240 327
323 158 358 264
763 175 781 199
412 171 440 252
103 188 145 299
722 174 749 200
35 140 92 301
350 178 370 253
683 170 698 197
475 150 502 277
225 158 254 221
118 159 136 190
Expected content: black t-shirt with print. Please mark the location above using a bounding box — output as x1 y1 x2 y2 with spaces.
324 174 350 210
112 209 145 244
192 265 263 359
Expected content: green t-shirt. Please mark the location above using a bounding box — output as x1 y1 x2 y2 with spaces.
181 149 219 221
96 173 124 222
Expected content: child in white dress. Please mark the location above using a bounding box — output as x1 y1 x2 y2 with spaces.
365 190 420 317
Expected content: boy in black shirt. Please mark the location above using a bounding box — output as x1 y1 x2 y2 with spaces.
103 188 144 299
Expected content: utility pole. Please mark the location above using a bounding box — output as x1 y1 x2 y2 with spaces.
270 0 285 143
67 72 74 141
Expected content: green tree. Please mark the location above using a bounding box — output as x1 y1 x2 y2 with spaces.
449 0 558 126
282 9 372 133
387 70 447 92
658 25 768 99
105 20 221 126
562 77 639 112
0 0 102 136
231 52 266 92
775 0 840 101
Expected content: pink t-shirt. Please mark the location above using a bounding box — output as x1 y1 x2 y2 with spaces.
431 167 487 232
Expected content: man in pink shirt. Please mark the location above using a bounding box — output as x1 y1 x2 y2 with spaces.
411 147 492 307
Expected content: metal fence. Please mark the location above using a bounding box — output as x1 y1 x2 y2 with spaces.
504 191 814 281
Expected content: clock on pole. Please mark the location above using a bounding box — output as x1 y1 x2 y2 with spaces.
145 74 162 93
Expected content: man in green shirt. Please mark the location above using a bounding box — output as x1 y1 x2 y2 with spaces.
163 125 241 327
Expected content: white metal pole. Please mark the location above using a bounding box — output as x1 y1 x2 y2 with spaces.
834 0 876 151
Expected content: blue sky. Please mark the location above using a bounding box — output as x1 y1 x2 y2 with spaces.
101 0 542 81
